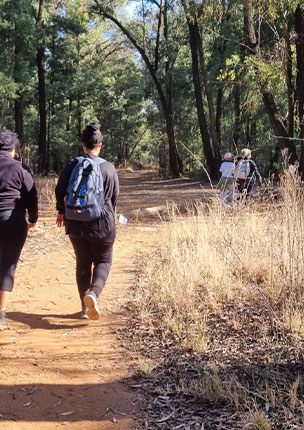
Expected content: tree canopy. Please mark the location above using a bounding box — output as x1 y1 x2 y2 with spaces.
1 0 304 178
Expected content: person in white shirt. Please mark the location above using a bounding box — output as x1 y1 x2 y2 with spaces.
219 152 235 206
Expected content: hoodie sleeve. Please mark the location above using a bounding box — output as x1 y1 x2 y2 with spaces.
21 164 38 224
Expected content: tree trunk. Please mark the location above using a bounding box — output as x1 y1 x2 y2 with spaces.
233 82 241 147
163 0 182 176
295 4 304 175
47 99 52 172
14 95 24 152
37 46 47 173
13 20 24 153
37 0 47 173
284 13 294 138
251 118 257 147
159 137 167 177
77 96 82 139
67 98 73 131
268 145 281 176
194 22 221 167
187 20 218 179
216 87 223 149
262 90 297 165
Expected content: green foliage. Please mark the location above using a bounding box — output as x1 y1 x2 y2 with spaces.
0 0 303 174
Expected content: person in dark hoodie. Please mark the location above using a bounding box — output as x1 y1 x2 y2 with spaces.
55 122 119 320
0 129 38 330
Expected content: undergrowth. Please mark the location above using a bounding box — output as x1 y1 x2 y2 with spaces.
135 173 304 350
132 174 304 429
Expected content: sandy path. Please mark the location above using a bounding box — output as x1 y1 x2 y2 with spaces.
0 221 158 429
0 170 206 429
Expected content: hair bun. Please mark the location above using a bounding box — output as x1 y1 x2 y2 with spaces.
88 122 101 131
81 122 103 148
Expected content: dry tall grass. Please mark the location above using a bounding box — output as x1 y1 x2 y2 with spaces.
34 175 58 216
135 173 304 350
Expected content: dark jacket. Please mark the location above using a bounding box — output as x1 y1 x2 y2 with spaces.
0 151 38 223
55 154 119 240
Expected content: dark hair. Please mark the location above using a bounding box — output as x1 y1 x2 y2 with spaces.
81 122 103 149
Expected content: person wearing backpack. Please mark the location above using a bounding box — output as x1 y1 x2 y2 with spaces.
235 148 263 199
0 129 38 330
55 123 119 320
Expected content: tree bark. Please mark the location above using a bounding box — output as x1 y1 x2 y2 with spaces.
163 0 183 175
37 47 47 173
37 0 47 173
187 19 218 179
233 82 241 147
262 90 297 165
284 13 294 138
194 22 221 167
295 4 304 175
77 96 82 139
216 87 223 148
13 16 24 153
14 94 24 151
154 0 162 72
67 98 73 131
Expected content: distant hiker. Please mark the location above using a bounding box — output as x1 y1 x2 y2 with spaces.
137 160 144 170
235 148 263 200
55 122 119 320
219 152 235 206
0 129 38 330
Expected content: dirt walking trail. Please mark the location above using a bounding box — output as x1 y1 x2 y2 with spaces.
0 170 209 430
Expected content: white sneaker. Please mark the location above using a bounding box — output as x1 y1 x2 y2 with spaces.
84 293 100 321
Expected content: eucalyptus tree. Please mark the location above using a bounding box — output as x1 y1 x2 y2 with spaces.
181 0 222 178
0 0 37 150
295 3 304 171
92 0 185 177
45 0 147 169
241 0 303 167
36 0 48 172
92 37 149 165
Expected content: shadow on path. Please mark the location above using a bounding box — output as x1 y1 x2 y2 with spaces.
7 311 87 330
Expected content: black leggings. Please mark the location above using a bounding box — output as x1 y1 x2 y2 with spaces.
236 178 254 196
69 235 114 303
0 212 27 292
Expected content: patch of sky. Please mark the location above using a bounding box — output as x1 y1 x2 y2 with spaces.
57 29 66 39
124 1 137 18
56 5 66 17
103 28 117 41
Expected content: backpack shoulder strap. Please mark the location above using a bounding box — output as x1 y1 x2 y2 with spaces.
81 156 106 166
